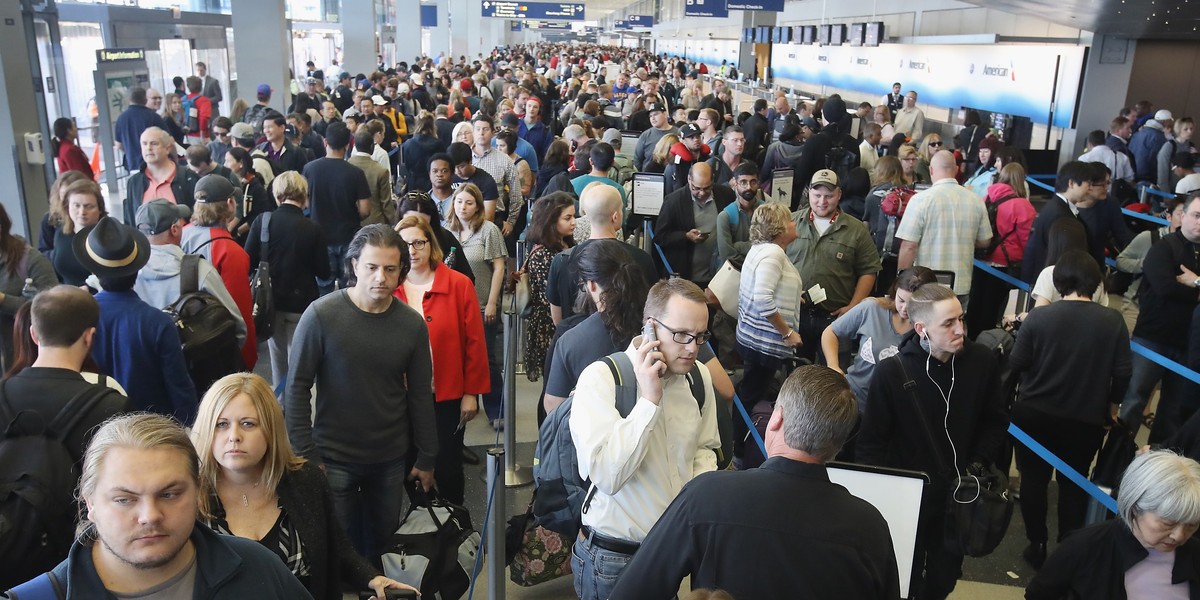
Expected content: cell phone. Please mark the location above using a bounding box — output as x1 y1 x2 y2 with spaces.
642 320 657 346
359 590 417 600
698 231 710 240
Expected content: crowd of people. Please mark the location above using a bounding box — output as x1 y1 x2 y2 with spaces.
7 40 1200 600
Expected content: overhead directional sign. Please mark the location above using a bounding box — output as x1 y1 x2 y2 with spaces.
614 20 631 30
524 20 571 30
626 14 653 27
683 0 728 18
725 0 785 11
481 1 585 21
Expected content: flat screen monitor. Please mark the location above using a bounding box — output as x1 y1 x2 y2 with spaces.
848 22 865 47
818 24 831 46
829 24 847 46
865 22 885 46
827 462 929 599
801 25 817 45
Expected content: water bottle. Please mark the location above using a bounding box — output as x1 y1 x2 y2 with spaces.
20 278 35 299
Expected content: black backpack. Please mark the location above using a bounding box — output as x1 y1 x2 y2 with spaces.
0 379 111 589
824 135 857 184
164 254 245 394
978 194 1019 264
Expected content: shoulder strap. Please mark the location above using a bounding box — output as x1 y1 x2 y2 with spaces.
604 353 639 418
892 355 951 476
260 212 272 256
180 254 201 295
6 571 66 600
47 381 116 442
685 363 706 411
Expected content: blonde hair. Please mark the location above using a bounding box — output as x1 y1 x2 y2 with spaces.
192 197 232 227
447 183 485 232
898 144 919 162
396 215 444 268
917 133 941 161
191 373 304 519
272 170 308 205
78 413 200 530
59 178 105 235
652 134 679 165
749 202 792 243
995 163 1028 197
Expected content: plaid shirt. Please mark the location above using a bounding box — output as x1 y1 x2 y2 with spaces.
894 178 992 295
472 147 524 226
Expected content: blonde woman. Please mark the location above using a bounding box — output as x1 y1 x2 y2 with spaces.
645 133 680 173
160 92 186 146
192 372 415 600
897 145 922 185
735 203 802 424
914 133 943 183
447 182 508 428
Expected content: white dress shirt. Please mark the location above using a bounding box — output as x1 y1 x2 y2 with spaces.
569 339 720 542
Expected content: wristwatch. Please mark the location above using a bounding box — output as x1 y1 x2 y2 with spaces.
1193 278 1200 288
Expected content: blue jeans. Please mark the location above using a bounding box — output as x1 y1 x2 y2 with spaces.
323 456 407 562
572 535 634 600
318 243 349 297
482 315 504 421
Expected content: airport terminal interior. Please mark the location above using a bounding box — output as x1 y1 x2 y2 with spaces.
5 0 1200 598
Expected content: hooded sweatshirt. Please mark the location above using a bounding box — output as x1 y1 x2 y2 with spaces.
133 244 248 347
857 330 1010 483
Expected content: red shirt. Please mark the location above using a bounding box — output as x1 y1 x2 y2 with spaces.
184 225 258 369
56 140 93 179
393 265 489 402
142 166 177 204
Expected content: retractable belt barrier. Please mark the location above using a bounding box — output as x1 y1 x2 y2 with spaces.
1026 175 1170 226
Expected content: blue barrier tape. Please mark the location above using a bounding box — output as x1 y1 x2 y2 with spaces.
1028 174 1057 180
1025 176 1057 194
972 259 1031 292
1139 182 1178 200
1121 208 1170 226
1007 423 1118 513
1106 257 1117 268
646 226 768 459
1131 341 1200 386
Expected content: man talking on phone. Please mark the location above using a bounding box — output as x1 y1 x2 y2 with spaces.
568 278 722 600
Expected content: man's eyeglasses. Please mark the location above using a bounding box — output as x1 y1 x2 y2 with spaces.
650 318 711 345
689 183 713 193
406 239 429 250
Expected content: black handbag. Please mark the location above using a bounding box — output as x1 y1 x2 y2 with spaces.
1091 420 1137 490
895 357 1015 558
250 213 276 340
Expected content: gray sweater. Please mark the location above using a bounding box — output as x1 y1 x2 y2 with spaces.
284 290 438 469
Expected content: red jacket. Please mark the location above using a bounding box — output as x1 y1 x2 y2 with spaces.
984 182 1037 266
184 93 212 141
57 140 93 179
182 225 257 369
393 265 489 402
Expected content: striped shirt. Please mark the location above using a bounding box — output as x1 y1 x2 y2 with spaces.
736 243 804 358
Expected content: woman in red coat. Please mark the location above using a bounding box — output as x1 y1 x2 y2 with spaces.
53 117 92 179
393 215 488 504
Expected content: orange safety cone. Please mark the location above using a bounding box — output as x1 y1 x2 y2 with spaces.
89 143 101 181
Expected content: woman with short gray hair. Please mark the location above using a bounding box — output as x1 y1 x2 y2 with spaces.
734 203 802 467
1027 450 1200 599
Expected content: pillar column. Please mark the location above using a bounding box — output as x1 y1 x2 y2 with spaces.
232 0 290 115
393 0 421 64
427 2 450 60
0 1 51 239
341 0 377 74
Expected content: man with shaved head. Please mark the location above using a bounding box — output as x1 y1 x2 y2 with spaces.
545 184 659 324
123 126 199 225
896 150 993 305
655 161 736 289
